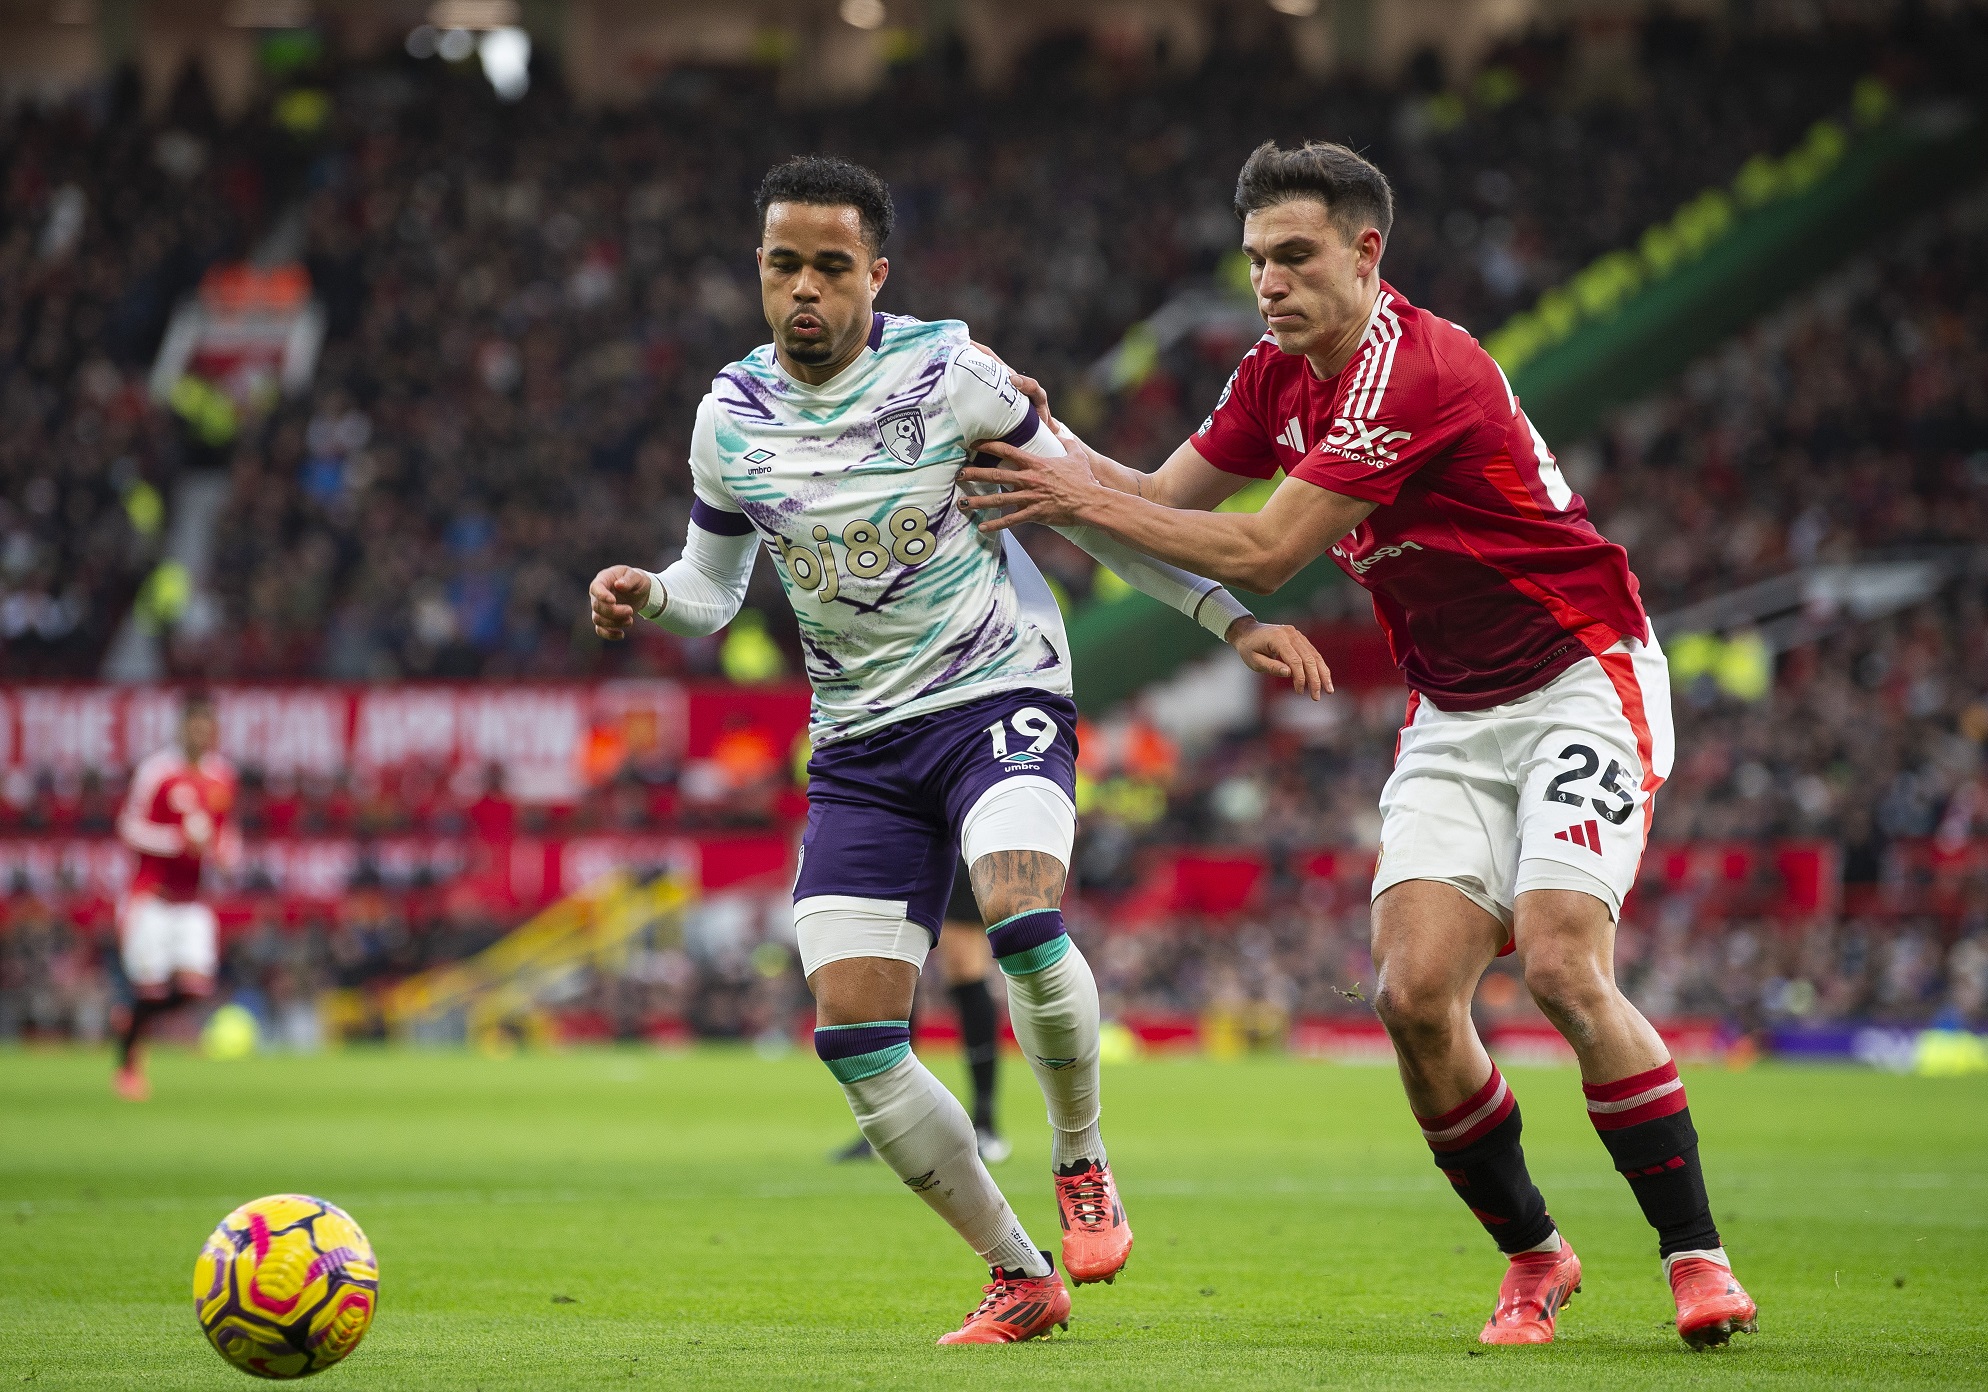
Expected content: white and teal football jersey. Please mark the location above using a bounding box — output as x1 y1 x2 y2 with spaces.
688 313 1077 743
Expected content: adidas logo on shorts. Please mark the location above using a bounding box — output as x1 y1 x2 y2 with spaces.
1554 820 1603 854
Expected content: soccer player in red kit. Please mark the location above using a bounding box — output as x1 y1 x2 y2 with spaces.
961 141 1757 1350
113 691 238 1100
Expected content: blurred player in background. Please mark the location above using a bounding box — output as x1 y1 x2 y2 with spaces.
591 155 1326 1343
832 861 1010 1165
113 691 238 1101
963 140 1758 1350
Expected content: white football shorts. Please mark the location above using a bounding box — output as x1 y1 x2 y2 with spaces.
120 894 218 992
1373 636 1674 929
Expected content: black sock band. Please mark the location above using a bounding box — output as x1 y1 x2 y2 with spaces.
1585 1063 1721 1258
949 979 999 1130
119 994 180 1069
1417 1068 1555 1254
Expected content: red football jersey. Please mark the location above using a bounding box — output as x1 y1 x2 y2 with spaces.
118 746 236 902
1194 281 1649 710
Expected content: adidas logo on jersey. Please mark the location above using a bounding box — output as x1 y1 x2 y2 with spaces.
1323 417 1412 464
1555 820 1604 854
1277 417 1305 452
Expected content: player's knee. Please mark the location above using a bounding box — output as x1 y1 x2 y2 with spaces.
1372 974 1461 1055
813 1019 912 1086
1520 946 1613 1026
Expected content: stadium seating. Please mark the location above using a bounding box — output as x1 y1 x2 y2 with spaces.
3 7 1986 1050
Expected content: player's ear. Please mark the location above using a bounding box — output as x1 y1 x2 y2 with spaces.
1354 227 1384 278
869 255 890 295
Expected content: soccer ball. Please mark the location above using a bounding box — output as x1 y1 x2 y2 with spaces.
192 1195 379 1378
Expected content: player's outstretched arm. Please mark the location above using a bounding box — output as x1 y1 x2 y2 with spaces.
999 366 1245 512
960 447 1374 595
590 514 760 641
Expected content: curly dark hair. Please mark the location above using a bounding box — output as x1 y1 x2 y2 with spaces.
754 155 895 255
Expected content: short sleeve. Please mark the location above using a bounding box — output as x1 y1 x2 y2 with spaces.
687 396 754 535
945 343 1032 445
1287 343 1471 506
1191 347 1278 479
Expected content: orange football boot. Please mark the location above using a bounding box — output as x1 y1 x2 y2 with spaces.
1668 1253 1758 1349
936 1263 1071 1345
113 1062 150 1102
1054 1160 1133 1284
1479 1239 1582 1344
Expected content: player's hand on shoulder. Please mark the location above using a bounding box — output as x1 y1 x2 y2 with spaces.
1225 617 1332 700
957 439 1106 531
590 565 652 640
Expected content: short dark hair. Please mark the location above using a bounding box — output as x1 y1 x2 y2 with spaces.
181 689 216 718
754 155 894 255
1233 140 1394 245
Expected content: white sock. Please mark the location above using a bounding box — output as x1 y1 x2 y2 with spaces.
1002 941 1106 1172
1522 1230 1563 1254
840 1052 1051 1277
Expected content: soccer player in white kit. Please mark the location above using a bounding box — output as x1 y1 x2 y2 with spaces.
591 156 1328 1343
114 690 238 1100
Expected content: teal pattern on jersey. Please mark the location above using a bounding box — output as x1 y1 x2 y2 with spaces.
692 313 1072 743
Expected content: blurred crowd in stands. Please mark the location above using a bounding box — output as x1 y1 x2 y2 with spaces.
4 4 1988 1045
6 4 1982 682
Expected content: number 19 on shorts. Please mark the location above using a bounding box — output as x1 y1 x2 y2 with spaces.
986 707 1059 771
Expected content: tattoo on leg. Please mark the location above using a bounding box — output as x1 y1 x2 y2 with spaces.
969 850 1066 924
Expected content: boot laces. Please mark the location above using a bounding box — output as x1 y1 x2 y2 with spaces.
1061 1168 1112 1230
964 1277 1020 1323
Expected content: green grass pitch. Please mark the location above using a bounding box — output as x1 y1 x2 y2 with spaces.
2 1047 1984 1390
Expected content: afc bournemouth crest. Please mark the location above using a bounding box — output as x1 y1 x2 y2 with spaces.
877 406 926 465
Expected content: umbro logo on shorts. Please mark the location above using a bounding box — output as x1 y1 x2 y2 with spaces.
999 751 1044 770
1554 820 1604 854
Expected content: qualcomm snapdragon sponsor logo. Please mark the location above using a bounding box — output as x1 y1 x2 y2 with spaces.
1322 417 1412 465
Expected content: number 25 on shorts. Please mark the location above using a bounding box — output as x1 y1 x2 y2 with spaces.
777 507 936 603
986 707 1059 770
1543 742 1637 825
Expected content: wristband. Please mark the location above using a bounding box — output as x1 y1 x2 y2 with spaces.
1194 586 1253 640
639 571 667 621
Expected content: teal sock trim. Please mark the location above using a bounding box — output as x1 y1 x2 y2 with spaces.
996 933 1072 977
983 910 1033 936
823 1042 911 1084
815 1020 911 1032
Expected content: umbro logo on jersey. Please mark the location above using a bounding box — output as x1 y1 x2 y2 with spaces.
1277 417 1305 452
743 448 776 464
1555 820 1604 854
1323 417 1413 464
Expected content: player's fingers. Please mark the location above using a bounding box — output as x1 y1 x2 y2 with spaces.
957 490 1027 513
956 465 1021 487
974 507 1029 533
1279 636 1320 699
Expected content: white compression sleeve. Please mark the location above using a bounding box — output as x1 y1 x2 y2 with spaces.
1009 422 1251 640
641 520 758 637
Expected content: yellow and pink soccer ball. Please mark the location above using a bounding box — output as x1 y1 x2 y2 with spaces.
193 1194 378 1378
